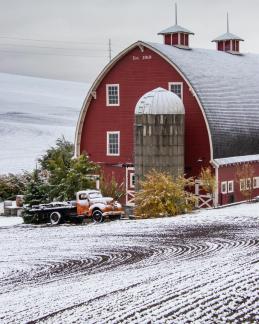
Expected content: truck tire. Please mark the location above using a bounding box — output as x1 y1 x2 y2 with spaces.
50 211 62 225
92 210 104 223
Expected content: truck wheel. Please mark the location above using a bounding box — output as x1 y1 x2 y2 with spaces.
92 210 104 223
50 211 62 225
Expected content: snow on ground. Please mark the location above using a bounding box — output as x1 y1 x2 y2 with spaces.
0 216 23 227
0 203 258 323
0 73 89 174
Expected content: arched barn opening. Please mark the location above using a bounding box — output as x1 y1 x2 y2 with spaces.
75 12 259 207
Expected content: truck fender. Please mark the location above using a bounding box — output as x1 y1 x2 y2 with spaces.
89 203 106 216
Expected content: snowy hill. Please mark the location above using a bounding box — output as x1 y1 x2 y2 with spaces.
0 73 89 174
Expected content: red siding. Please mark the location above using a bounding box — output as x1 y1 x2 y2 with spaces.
225 40 231 51
184 34 189 47
218 162 259 205
164 34 171 45
172 33 179 45
80 46 211 190
217 41 224 51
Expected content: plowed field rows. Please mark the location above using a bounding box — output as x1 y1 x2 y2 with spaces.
0 203 258 323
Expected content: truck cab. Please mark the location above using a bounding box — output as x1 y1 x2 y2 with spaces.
76 190 124 222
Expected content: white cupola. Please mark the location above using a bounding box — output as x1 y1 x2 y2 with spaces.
158 3 194 49
212 13 244 54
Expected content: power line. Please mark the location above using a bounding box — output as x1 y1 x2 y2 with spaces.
0 35 106 45
0 35 121 46
0 42 110 52
0 48 108 58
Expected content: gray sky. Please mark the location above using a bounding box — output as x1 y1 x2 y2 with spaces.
0 0 258 82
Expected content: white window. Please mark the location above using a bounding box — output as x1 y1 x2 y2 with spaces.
246 178 252 190
221 181 227 194
130 173 135 188
253 177 259 189
240 179 245 191
107 131 120 156
228 181 234 193
106 84 120 106
168 82 183 100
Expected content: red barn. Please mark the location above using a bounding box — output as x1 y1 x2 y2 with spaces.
75 17 259 207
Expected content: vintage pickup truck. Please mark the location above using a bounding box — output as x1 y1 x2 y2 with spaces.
24 190 124 224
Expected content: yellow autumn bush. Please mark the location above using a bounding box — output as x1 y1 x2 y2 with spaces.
134 169 196 218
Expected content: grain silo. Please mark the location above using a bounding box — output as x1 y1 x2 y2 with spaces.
134 87 185 187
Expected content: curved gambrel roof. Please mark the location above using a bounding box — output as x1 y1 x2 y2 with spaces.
74 41 212 159
75 41 259 160
147 42 259 159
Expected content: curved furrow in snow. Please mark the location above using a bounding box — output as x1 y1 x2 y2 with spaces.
0 203 259 323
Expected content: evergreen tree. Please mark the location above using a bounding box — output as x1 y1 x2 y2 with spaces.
38 137 99 201
24 170 49 206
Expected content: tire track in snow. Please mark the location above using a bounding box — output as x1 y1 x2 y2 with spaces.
0 205 258 323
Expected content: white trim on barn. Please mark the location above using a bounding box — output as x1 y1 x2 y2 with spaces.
253 176 259 189
221 181 227 194
240 179 246 191
106 84 120 106
106 131 120 156
126 167 135 206
168 82 183 100
228 180 234 193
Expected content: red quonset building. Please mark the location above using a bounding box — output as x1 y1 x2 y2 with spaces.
75 20 259 207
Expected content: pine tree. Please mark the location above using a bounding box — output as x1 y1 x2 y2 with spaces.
38 137 99 201
24 170 49 206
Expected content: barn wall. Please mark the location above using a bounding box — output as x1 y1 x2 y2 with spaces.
80 46 211 188
218 162 259 205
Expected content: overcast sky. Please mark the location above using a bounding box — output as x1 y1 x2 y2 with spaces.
0 0 258 82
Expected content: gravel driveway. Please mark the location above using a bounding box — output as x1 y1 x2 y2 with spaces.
0 203 258 323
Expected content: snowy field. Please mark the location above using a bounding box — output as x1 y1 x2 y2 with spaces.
0 203 258 323
0 73 89 174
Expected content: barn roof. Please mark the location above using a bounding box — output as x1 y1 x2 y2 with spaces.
146 42 259 159
158 24 194 35
214 154 259 167
212 32 244 42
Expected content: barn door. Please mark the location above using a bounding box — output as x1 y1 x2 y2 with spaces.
195 180 214 208
126 167 135 206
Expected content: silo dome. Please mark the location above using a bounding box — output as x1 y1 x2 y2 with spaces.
135 87 185 115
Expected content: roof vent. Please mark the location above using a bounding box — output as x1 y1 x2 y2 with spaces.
158 3 194 49
212 13 244 54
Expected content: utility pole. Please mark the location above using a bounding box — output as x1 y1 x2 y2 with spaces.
108 38 112 61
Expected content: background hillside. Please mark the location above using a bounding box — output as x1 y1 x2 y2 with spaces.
0 73 89 174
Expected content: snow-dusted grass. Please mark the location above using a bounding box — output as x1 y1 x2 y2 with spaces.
0 73 89 174
0 216 23 227
0 203 258 323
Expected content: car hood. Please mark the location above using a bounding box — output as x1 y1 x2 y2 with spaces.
90 197 113 205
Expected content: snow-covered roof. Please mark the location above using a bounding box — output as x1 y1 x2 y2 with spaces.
135 87 185 115
145 42 259 159
212 32 244 42
158 24 194 35
214 154 259 166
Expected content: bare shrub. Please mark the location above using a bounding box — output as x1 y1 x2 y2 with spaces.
100 173 125 202
199 167 216 195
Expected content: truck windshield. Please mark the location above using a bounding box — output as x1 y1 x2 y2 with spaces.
88 192 103 199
